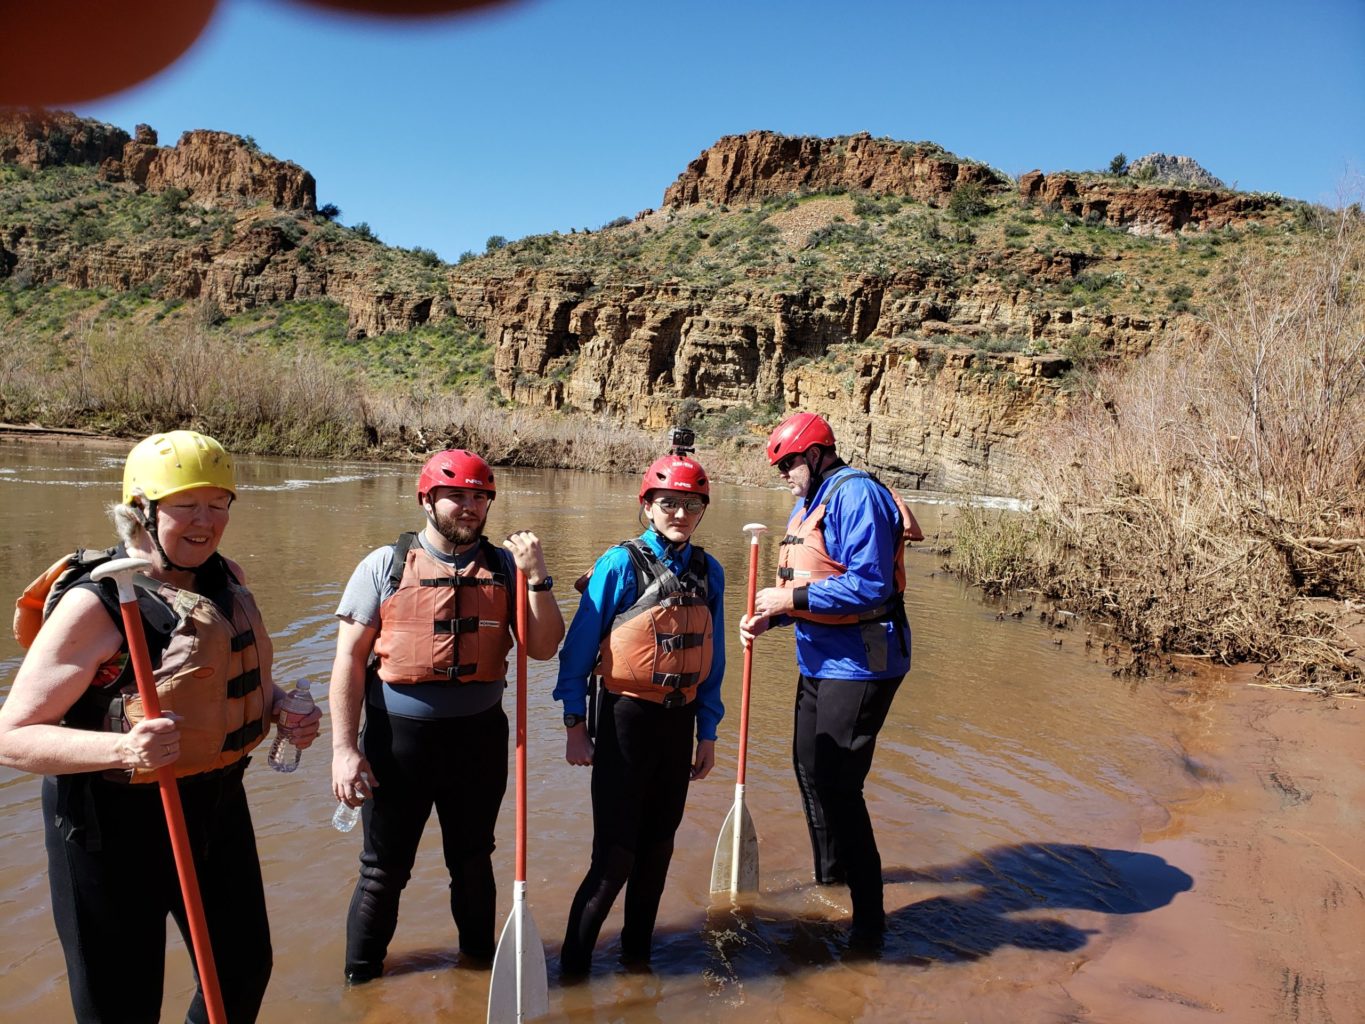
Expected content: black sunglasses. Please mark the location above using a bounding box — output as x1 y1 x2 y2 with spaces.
776 453 802 473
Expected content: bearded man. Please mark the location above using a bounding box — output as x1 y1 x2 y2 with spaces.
329 449 564 983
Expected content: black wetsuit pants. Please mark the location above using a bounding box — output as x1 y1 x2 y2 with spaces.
560 692 696 973
345 701 508 976
792 673 903 932
43 761 272 1024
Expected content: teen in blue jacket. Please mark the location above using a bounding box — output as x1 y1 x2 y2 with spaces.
554 450 725 975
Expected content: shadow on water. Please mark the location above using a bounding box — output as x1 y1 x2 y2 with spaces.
691 842 1191 980
376 843 1193 987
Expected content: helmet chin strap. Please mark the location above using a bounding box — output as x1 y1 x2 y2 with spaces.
136 500 194 573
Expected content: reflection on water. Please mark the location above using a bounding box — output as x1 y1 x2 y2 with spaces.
0 439 1205 1023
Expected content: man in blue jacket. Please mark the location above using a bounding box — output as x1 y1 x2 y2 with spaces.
740 413 915 951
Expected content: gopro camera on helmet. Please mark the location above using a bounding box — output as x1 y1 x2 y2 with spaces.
668 427 696 456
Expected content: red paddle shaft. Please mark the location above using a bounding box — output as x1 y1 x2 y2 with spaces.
736 525 764 786
515 568 529 883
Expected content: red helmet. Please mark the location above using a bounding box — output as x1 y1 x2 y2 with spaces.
416 449 495 503
639 453 710 504
766 413 836 465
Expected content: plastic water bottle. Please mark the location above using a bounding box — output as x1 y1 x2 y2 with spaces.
332 799 362 833
267 680 315 773
332 772 368 832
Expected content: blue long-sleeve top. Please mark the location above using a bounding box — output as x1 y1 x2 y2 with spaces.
554 528 726 741
785 464 912 680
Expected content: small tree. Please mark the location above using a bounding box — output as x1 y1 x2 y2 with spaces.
485 235 508 253
317 203 340 221
1109 153 1128 176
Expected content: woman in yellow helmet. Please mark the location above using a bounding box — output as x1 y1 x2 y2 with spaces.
0 430 321 1024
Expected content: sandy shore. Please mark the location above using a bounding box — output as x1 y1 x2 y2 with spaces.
1063 672 1364 1023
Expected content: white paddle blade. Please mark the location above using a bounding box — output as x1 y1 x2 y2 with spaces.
488 904 549 1023
709 801 760 896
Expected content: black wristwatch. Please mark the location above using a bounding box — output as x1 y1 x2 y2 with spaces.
529 575 554 592
563 713 585 729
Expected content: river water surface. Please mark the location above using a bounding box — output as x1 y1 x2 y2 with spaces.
0 439 1218 1023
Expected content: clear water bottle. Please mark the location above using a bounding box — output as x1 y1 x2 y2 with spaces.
333 772 368 832
332 800 362 833
267 680 315 773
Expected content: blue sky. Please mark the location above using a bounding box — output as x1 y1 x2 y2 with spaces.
74 0 1365 261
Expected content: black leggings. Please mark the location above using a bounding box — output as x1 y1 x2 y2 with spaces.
345 701 509 974
792 673 903 930
43 762 272 1024
560 692 696 972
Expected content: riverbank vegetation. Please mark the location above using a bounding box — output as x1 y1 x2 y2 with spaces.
0 308 659 472
949 211 1365 692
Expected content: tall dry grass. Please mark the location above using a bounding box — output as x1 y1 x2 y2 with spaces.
0 317 657 471
954 210 1365 690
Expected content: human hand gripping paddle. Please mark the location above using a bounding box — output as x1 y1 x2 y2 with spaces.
710 523 767 897
488 568 549 1024
89 558 228 1024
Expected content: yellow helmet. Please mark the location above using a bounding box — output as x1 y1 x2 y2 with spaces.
122 430 236 504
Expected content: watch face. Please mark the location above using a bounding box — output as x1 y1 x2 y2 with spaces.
563 713 584 728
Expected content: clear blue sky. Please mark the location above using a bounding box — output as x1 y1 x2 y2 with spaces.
75 0 1365 262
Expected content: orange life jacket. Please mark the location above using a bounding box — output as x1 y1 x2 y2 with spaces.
597 540 713 709
776 470 912 625
373 533 513 685
36 554 269 783
111 576 268 782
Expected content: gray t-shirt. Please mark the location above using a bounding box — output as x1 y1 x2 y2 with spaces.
336 531 511 719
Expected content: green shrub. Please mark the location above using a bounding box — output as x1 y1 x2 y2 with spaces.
948 182 990 221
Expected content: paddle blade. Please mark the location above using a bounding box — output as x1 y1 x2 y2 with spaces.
487 903 549 1023
709 800 759 896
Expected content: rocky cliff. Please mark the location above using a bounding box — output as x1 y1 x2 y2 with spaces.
1 116 1305 493
0 109 315 210
663 130 1007 208
1017 169 1277 236
0 109 128 169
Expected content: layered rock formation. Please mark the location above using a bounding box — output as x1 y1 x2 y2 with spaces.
664 131 1007 208
1 116 1300 491
448 264 1171 492
0 108 315 211
0 109 129 169
99 128 316 212
1017 169 1278 235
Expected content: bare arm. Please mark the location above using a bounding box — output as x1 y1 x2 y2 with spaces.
0 588 182 775
330 615 378 805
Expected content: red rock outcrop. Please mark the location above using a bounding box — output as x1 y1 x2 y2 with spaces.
104 129 316 212
1017 170 1279 235
0 109 129 169
445 266 1174 491
664 131 1006 208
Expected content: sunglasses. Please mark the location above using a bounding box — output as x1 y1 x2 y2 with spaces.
653 496 706 515
776 454 802 473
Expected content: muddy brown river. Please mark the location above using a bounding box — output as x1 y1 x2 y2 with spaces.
1 437 1360 1023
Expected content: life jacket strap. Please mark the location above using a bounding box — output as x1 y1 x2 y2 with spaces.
433 616 481 635
420 575 505 589
444 662 481 679
652 670 700 689
226 668 261 699
230 629 256 652
656 631 705 653
780 534 803 545
222 718 263 752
